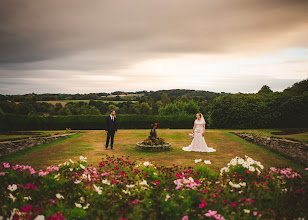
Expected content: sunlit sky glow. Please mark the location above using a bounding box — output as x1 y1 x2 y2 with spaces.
0 0 307 94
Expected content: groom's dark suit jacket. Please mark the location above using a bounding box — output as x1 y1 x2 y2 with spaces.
105 116 117 133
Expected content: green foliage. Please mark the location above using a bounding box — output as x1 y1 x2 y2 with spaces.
139 102 152 115
161 92 171 106
0 114 196 131
158 101 200 115
257 85 273 94
58 106 72 116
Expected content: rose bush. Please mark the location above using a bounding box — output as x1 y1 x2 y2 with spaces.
1 155 307 219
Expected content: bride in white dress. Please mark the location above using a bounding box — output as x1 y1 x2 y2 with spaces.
182 113 216 152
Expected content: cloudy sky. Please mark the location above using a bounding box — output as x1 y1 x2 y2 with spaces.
0 0 307 95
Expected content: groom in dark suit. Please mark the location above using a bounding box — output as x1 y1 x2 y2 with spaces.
105 110 117 150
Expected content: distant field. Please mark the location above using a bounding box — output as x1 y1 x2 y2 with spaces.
38 100 138 105
106 93 144 98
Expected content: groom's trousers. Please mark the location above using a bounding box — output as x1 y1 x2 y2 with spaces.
105 131 115 149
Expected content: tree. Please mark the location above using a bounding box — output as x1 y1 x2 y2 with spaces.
59 106 72 115
139 102 152 115
284 79 308 96
87 106 102 115
0 107 5 119
258 85 273 94
108 104 119 113
55 103 63 113
161 92 171 106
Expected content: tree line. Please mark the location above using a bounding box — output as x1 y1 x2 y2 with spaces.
0 79 307 129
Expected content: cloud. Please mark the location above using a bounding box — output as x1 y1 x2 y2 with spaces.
0 0 307 94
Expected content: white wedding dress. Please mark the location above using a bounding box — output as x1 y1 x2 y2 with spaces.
182 119 216 152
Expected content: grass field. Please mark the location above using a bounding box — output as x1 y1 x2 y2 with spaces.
37 100 138 106
1 129 306 173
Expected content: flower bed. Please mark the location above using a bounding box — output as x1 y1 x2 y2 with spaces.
136 142 171 151
1 156 307 219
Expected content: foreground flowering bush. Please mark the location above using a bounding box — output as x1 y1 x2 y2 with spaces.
1 155 307 219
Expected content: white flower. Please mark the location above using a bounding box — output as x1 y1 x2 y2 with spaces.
256 168 261 175
239 182 246 187
238 190 243 194
246 157 254 165
249 166 255 172
229 181 241 188
153 172 158 175
23 196 32 201
122 189 131 195
69 168 73 172
7 184 17 192
79 197 85 203
69 159 75 164
82 174 87 179
143 161 149 166
139 180 148 186
93 184 102 195
243 209 250 214
204 160 211 164
237 158 244 164
56 193 64 199
34 215 45 220
8 193 16 202
83 203 90 210
54 173 60 179
189 177 194 183
75 203 82 208
80 164 85 169
102 179 111 185
80 156 87 162
230 159 237 166
126 184 135 188
242 162 249 168
194 159 202 163
282 188 288 192
74 180 82 184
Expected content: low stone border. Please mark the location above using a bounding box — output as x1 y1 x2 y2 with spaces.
0 132 80 157
231 132 308 166
136 142 171 152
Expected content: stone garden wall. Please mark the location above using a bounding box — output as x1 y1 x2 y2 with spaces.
0 133 78 157
232 132 308 166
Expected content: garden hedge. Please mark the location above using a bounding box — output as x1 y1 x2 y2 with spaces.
0 114 196 131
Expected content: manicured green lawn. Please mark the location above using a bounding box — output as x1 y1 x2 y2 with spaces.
1 129 306 172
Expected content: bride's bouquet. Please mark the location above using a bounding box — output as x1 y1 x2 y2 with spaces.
189 133 194 139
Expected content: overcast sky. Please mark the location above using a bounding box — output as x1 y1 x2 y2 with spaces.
0 0 307 95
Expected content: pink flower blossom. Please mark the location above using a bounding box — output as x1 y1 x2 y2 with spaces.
20 204 32 212
3 162 10 168
253 211 258 216
199 202 207 208
165 194 171 201
153 180 159 185
214 214 225 220
205 210 217 217
182 216 189 220
132 199 139 204
230 202 237 207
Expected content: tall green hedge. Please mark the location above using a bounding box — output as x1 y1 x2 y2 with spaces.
0 114 196 131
